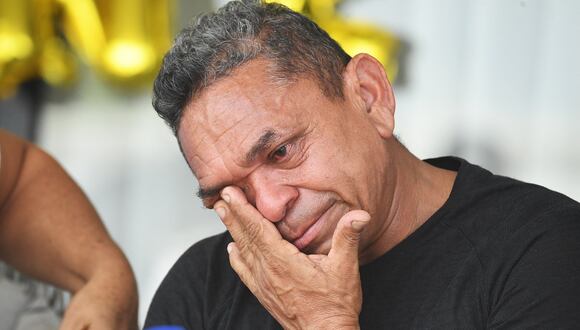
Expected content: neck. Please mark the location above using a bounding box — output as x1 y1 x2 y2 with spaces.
360 141 457 264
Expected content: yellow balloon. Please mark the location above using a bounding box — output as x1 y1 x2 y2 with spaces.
0 32 34 63
265 0 307 12
35 0 77 86
52 0 174 86
0 0 175 96
96 0 173 85
39 38 77 86
101 40 156 80
0 0 34 62
57 0 106 67
147 0 173 57
267 0 400 82
307 0 338 19
0 0 36 98
319 17 399 81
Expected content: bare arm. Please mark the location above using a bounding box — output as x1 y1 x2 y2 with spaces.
0 129 138 329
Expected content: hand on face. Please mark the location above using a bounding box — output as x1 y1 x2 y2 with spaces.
215 186 370 330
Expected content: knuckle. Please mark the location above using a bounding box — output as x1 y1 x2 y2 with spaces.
266 257 287 276
236 235 253 253
244 221 263 242
214 200 227 209
341 230 360 246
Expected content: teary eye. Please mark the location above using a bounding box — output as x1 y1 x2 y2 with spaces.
271 145 288 161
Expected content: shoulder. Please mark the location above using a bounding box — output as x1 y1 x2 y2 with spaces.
176 230 233 272
484 198 580 327
145 231 238 328
433 157 580 273
432 158 580 326
154 229 235 290
436 157 580 242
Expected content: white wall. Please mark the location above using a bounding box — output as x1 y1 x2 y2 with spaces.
38 0 580 325
341 0 580 197
38 71 226 324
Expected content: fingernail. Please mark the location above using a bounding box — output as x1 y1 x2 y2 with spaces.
216 207 226 218
221 192 231 203
351 219 369 231
227 243 233 254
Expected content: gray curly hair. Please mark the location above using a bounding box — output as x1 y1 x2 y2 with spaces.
152 0 352 134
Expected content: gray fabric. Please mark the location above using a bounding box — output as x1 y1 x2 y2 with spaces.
0 263 64 330
12 297 60 330
0 278 29 330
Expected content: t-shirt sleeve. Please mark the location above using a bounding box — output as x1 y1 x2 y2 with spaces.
488 207 580 328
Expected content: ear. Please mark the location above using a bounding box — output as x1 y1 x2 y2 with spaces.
343 53 396 139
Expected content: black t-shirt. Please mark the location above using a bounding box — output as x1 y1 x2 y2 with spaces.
145 157 580 329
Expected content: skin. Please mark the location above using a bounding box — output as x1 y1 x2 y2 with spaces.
0 129 138 330
178 54 456 328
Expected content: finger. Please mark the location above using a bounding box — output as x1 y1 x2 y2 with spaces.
59 315 75 330
227 242 258 292
307 254 326 264
59 318 88 330
328 210 370 267
59 307 84 330
217 186 282 246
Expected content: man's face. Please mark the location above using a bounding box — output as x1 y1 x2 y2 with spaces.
178 59 391 255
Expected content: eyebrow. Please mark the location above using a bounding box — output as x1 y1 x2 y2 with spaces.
197 185 224 201
196 129 280 202
245 129 279 164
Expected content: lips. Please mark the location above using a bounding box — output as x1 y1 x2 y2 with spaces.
288 201 335 250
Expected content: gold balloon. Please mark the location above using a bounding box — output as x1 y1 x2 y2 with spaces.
36 0 77 86
0 0 395 98
99 0 158 84
38 38 77 86
146 0 173 60
267 0 400 82
306 0 338 18
0 0 36 98
318 17 399 81
60 0 173 85
0 2 34 62
267 0 307 12
57 0 107 67
0 0 174 98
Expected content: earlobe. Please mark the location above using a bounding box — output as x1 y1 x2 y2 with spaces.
344 54 396 139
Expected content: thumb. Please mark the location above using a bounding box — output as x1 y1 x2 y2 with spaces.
328 210 371 266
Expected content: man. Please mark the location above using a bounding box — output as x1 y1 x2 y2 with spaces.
145 0 580 329
0 129 138 329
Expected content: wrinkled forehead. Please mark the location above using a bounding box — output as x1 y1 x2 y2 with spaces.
177 73 303 178
176 57 332 175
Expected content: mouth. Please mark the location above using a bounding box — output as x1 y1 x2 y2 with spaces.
291 201 335 251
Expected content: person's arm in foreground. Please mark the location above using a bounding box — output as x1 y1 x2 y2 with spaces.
214 186 370 330
0 129 138 330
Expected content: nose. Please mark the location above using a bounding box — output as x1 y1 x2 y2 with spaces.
245 171 298 223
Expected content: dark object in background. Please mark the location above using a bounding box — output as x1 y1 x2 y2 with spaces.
0 80 44 141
